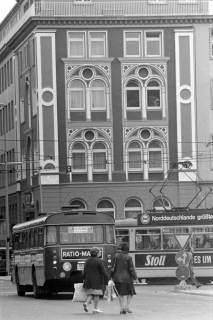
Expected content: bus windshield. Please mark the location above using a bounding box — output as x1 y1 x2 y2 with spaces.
59 225 104 244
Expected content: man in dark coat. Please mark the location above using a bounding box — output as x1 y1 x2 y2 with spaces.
83 247 109 314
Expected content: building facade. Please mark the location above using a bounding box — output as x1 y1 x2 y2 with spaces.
0 0 213 244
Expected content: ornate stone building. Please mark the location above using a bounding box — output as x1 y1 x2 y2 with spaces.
0 0 213 242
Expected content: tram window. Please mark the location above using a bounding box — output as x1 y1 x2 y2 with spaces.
59 225 103 244
106 225 115 244
115 229 129 246
163 234 179 250
38 228 44 247
192 233 213 249
46 226 57 245
13 233 20 250
135 229 161 250
163 227 189 234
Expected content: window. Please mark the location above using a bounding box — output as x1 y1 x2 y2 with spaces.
69 199 87 209
68 32 85 58
59 225 104 244
116 229 130 246
72 142 87 171
90 79 107 110
145 31 162 56
92 142 107 171
68 79 86 110
124 198 143 219
126 79 140 109
210 29 213 59
128 141 143 170
68 31 107 59
46 226 57 245
135 229 161 250
89 32 107 58
97 199 115 218
148 140 163 170
153 197 171 211
124 32 141 57
106 225 115 243
146 80 161 108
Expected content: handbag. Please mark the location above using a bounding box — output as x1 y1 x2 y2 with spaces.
72 283 87 302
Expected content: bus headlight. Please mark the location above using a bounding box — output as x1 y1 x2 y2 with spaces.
63 262 72 272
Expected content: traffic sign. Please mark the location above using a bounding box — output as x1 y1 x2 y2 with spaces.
175 234 190 249
176 265 190 280
175 250 190 266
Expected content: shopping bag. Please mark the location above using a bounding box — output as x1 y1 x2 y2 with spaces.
72 283 87 302
104 280 117 304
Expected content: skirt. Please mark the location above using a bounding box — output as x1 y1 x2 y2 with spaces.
114 282 136 296
86 288 103 296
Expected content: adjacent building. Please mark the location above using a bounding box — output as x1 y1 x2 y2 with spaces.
0 0 213 245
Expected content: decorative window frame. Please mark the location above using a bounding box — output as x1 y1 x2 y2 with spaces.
67 78 86 111
125 78 142 111
68 128 113 181
127 140 144 172
71 141 87 173
65 64 111 120
92 142 108 173
145 78 162 110
124 127 168 181
122 64 167 119
148 139 164 172
96 198 115 218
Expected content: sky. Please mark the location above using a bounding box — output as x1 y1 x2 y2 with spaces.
0 0 16 23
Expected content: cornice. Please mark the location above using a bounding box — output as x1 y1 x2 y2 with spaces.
32 16 213 27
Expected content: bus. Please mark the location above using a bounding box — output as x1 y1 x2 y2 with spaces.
115 208 213 284
12 208 116 298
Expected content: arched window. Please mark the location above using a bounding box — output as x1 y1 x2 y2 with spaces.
71 142 86 171
148 140 163 170
92 142 107 171
68 79 85 110
90 79 107 110
70 199 87 210
146 79 161 108
153 197 171 211
97 199 115 218
124 198 143 219
128 141 143 170
126 79 140 109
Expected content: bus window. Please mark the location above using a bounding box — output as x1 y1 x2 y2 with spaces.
106 225 115 243
135 229 161 250
59 225 103 244
38 228 44 247
46 226 57 245
115 229 129 246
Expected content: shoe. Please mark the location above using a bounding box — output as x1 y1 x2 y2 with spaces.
83 303 88 312
196 284 201 288
93 309 103 314
120 309 126 314
125 309 133 313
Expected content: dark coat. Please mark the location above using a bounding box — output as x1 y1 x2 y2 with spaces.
112 251 137 283
83 256 109 290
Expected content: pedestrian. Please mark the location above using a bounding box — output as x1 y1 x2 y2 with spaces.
82 247 109 314
187 245 201 288
111 242 137 314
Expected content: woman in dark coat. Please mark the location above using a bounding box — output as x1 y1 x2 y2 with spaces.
112 242 137 314
82 247 109 314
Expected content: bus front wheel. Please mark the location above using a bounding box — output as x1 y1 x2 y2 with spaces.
32 270 44 299
15 270 25 297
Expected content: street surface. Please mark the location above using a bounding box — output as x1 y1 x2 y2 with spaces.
0 278 213 320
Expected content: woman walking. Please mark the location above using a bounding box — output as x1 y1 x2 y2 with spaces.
82 247 109 314
111 242 137 314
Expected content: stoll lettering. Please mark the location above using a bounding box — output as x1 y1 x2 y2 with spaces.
144 255 166 266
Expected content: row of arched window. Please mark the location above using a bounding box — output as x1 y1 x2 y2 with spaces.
69 197 172 219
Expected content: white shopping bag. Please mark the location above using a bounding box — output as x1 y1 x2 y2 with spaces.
72 283 87 302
